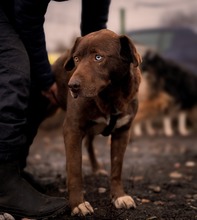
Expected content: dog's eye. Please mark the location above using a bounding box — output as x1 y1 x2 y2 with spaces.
95 55 102 61
74 56 79 62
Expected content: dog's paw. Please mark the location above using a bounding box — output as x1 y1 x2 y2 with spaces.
94 168 108 176
179 128 191 136
0 213 15 220
71 201 94 216
112 195 136 209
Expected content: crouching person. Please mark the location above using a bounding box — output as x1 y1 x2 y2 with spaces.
0 0 111 219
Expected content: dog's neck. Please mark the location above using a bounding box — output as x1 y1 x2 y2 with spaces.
95 72 133 115
104 71 132 96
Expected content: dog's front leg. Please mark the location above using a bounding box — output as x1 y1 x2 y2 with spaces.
63 126 94 216
110 129 136 209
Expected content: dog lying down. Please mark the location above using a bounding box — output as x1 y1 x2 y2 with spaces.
52 29 142 216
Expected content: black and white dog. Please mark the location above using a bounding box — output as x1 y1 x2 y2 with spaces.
136 50 197 136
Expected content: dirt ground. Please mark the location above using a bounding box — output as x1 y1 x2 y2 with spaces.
25 114 197 220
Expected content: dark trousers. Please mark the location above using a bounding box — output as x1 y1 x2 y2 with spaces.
0 6 50 167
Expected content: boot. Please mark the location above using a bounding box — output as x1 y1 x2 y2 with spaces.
0 162 67 219
21 170 46 193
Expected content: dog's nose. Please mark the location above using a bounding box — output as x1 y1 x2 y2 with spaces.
68 82 80 90
68 81 81 98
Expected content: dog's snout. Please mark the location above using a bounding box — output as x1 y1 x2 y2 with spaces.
68 80 81 98
68 81 80 90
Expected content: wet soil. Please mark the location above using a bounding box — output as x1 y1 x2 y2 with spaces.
26 116 197 220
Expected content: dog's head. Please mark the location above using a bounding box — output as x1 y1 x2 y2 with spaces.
64 29 141 98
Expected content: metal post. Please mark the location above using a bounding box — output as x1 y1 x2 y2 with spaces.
120 8 126 34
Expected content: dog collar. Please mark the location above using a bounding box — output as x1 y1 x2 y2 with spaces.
101 114 119 136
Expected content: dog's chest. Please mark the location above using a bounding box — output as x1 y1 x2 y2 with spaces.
90 114 132 135
86 93 134 135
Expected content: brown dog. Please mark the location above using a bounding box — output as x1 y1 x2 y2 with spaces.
52 29 141 216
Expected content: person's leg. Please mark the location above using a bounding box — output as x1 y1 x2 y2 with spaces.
19 86 52 170
0 13 30 163
18 87 57 194
81 0 111 36
0 7 67 219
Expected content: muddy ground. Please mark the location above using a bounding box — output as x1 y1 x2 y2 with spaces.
25 114 197 220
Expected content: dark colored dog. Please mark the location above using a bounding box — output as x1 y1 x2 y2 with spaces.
52 29 141 216
141 50 197 135
141 50 197 110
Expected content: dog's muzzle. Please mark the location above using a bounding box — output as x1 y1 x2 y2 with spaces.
68 81 80 98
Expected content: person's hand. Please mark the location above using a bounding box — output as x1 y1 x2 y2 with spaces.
41 83 59 105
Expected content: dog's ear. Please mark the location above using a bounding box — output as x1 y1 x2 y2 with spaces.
119 35 142 67
64 37 81 71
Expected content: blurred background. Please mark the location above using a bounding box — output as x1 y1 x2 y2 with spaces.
43 0 197 137
44 0 197 51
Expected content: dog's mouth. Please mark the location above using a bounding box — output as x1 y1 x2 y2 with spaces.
69 89 79 99
69 88 99 99
68 83 107 99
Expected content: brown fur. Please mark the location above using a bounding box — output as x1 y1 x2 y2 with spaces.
52 29 141 216
131 73 175 136
135 91 174 123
